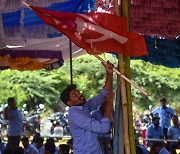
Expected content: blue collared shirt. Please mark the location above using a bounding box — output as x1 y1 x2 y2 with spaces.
146 124 163 139
68 89 110 154
159 147 169 154
146 124 163 147
167 125 180 140
8 108 23 136
152 106 175 128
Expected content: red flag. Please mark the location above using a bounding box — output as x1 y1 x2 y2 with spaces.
30 6 148 57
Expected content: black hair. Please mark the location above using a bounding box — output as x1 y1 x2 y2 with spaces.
60 84 77 106
21 136 29 142
7 97 15 103
160 98 166 102
44 142 55 153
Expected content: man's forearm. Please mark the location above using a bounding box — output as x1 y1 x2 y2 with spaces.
104 73 113 91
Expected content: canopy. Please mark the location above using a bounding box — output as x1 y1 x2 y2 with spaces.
0 0 95 70
0 0 180 70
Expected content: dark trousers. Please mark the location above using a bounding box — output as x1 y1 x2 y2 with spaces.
98 136 111 154
170 143 179 154
6 136 21 151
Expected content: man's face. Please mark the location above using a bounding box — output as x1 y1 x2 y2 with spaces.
172 117 179 125
154 119 159 126
8 100 16 110
68 89 86 106
160 100 166 107
21 140 29 148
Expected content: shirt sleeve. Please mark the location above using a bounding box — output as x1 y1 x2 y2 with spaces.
146 126 152 137
84 88 109 113
167 127 172 137
70 107 110 134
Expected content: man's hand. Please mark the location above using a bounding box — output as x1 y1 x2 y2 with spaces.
102 60 114 74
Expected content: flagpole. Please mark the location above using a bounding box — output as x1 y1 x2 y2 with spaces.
94 55 148 96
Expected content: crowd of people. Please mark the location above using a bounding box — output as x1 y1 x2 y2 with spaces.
0 60 179 154
0 134 73 154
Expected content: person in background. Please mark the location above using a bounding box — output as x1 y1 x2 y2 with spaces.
3 97 23 151
60 61 114 154
14 146 24 154
67 138 73 154
150 141 169 154
44 142 55 154
31 132 40 146
146 116 163 148
151 98 175 138
167 115 180 154
0 138 6 154
59 144 70 154
35 137 45 154
45 138 59 154
21 136 39 154
135 138 149 154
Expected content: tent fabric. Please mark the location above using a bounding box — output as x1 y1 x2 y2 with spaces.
132 36 180 68
131 0 180 40
0 49 64 71
1 0 96 38
0 0 95 71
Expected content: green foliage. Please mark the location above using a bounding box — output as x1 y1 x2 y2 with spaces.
0 69 60 110
130 60 180 113
0 54 179 114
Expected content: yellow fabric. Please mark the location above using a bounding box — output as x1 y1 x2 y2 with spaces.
0 56 56 71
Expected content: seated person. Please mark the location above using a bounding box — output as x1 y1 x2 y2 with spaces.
146 116 163 147
150 141 169 154
21 136 39 154
167 115 180 154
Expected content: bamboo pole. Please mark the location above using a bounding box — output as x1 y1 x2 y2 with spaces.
121 0 136 153
113 0 130 153
94 55 148 96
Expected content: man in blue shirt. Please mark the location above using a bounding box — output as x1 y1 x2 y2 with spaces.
146 116 163 147
60 61 114 154
151 141 169 154
167 115 180 154
151 98 175 138
3 97 23 151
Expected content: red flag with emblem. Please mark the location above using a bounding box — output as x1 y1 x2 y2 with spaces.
30 6 148 57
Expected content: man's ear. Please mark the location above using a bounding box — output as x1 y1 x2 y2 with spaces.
67 101 73 107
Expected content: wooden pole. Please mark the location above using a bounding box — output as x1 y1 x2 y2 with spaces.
113 0 131 153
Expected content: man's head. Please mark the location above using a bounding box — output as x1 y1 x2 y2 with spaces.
21 136 29 148
7 97 16 110
160 98 167 108
172 115 179 126
60 84 86 107
152 116 160 127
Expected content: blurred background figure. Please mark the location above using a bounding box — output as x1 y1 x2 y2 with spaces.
146 116 163 148
21 136 39 154
3 97 23 151
167 115 180 154
35 137 45 154
151 98 175 138
67 138 73 154
150 141 169 154
0 137 6 154
59 144 70 154
44 142 55 154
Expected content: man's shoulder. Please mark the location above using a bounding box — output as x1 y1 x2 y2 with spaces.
152 107 161 112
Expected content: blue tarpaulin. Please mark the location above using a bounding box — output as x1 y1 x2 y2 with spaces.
133 36 180 68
